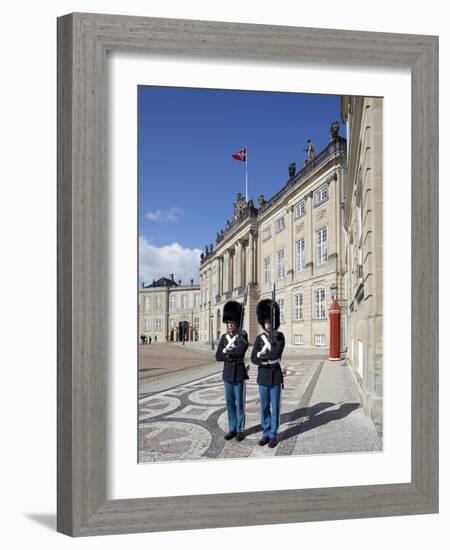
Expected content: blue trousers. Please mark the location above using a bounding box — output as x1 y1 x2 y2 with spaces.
258 383 282 439
224 381 246 433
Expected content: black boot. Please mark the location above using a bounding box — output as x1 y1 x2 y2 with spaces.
268 438 278 448
236 432 245 442
224 430 237 441
258 436 270 446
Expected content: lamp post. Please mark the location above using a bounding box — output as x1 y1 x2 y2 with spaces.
328 283 341 360
208 300 215 350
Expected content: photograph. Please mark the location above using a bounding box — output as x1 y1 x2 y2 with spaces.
137 86 383 463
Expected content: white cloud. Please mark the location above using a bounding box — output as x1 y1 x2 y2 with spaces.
145 207 184 223
139 236 202 285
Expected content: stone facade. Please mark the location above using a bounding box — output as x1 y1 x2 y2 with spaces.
199 131 347 348
139 275 201 342
341 96 383 432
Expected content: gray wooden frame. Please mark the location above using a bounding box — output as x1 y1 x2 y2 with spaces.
57 12 438 537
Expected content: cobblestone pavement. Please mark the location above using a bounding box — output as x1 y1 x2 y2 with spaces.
138 354 381 463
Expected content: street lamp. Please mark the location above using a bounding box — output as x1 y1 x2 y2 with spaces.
208 300 215 350
330 282 337 300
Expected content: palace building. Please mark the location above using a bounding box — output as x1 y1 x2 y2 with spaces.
199 122 347 350
340 96 383 431
138 275 201 342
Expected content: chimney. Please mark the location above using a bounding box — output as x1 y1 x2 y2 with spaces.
178 279 182 285
190 278 194 286
170 273 174 282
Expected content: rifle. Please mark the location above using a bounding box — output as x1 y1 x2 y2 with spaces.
238 284 249 337
271 283 276 346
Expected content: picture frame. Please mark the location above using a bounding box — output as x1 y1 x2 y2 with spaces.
57 12 438 536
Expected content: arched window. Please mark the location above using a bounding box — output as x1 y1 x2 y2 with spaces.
293 292 304 321
314 288 326 319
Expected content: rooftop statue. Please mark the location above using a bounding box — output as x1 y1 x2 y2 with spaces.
303 139 315 161
257 194 266 207
288 161 296 178
330 120 340 141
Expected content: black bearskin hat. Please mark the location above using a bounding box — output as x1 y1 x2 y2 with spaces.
256 299 280 330
222 301 242 324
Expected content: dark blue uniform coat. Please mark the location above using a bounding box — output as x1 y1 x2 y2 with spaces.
251 331 285 386
215 329 249 382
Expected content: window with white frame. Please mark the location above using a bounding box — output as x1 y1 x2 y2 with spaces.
169 294 176 310
181 294 188 309
314 288 326 319
275 216 286 233
316 226 328 265
262 225 272 241
155 318 162 331
193 317 199 330
314 334 325 346
296 239 305 271
314 184 328 205
277 297 285 324
293 292 304 321
277 249 285 279
144 318 150 331
295 199 305 218
194 293 200 308
144 296 150 311
155 295 162 310
169 318 176 328
294 334 304 345
264 256 271 284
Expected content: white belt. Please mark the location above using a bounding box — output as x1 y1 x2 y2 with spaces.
261 359 279 365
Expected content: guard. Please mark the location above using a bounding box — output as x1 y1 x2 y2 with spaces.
215 301 249 442
251 298 285 448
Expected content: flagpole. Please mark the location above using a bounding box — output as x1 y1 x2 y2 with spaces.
245 147 248 201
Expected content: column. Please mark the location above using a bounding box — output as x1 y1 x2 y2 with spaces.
248 231 254 284
223 251 230 293
235 241 242 289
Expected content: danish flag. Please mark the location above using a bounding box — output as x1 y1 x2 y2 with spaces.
232 148 247 162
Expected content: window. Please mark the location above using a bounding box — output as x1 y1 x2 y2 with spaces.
144 318 150 331
155 318 162 331
295 200 305 218
262 225 271 241
293 293 304 321
316 226 328 265
264 257 271 284
169 294 176 310
275 216 286 233
194 293 200 308
277 297 285 324
314 334 325 346
155 295 161 311
193 317 199 330
277 249 285 279
314 185 328 205
169 318 176 328
294 334 304 345
181 294 188 309
314 288 326 319
144 296 150 311
296 239 305 271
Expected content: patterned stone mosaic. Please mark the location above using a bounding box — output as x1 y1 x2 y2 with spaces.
139 360 321 462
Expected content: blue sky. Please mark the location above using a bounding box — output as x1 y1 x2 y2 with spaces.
138 86 344 285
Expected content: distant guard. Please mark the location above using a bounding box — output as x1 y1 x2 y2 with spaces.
215 301 249 442
251 299 285 448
